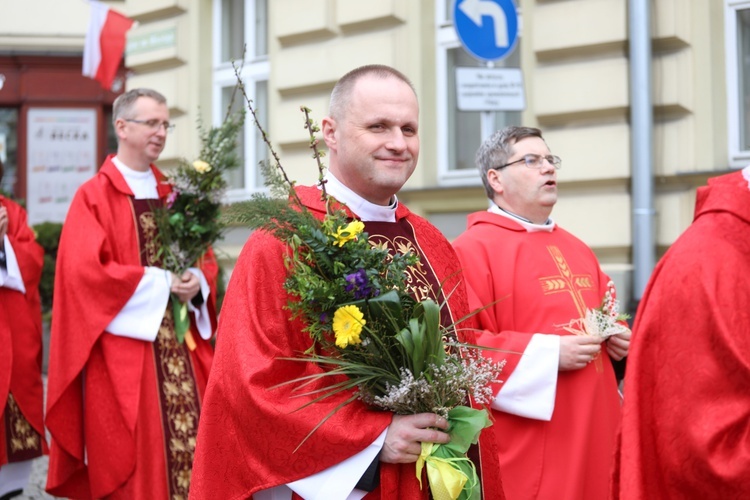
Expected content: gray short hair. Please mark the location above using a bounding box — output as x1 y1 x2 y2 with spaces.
112 88 167 126
477 126 545 198
329 65 416 120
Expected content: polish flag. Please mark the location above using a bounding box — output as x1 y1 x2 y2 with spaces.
82 0 134 90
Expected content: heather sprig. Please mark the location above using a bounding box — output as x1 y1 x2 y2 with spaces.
561 280 631 339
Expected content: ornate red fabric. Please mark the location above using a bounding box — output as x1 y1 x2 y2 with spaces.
45 156 218 499
453 212 622 500
0 196 47 466
190 186 505 499
612 171 750 498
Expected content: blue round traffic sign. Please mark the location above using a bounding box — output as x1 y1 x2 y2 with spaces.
454 0 519 62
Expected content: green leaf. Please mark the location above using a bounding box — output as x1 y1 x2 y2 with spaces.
169 212 185 225
395 325 415 361
365 290 403 323
171 294 190 343
190 224 209 234
416 299 444 365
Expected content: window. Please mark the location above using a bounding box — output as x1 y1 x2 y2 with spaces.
213 0 269 200
726 1 750 166
436 0 522 186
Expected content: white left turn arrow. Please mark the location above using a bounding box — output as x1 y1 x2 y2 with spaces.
458 0 509 48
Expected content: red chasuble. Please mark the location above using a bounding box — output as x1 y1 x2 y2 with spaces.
45 156 218 499
0 197 47 468
612 171 750 499
190 186 505 500
453 212 621 500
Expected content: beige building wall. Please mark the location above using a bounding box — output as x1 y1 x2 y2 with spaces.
0 0 89 52
124 0 214 167
1 0 738 305
269 1 439 190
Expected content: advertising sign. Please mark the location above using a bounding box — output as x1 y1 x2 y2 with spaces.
27 108 97 224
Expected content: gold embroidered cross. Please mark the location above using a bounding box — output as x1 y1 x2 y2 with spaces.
538 246 603 372
538 246 594 316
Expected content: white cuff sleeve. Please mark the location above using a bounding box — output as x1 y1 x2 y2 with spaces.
186 267 212 340
0 236 26 293
105 267 171 341
492 333 560 421
254 429 387 500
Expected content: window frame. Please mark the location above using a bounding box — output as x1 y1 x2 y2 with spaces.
434 0 523 187
725 0 750 166
212 0 270 201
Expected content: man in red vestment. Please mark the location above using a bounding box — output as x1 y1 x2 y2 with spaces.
45 88 218 499
452 126 631 500
611 168 750 498
0 159 47 499
191 65 505 500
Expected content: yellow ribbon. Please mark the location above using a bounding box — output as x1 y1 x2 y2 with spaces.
416 442 468 500
185 329 197 351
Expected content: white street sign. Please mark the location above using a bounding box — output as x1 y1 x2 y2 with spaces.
456 67 525 112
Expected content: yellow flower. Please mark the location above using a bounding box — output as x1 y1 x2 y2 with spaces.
331 220 365 247
193 160 212 173
332 305 365 348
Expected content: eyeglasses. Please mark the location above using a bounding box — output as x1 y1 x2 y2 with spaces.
494 154 562 170
125 118 175 133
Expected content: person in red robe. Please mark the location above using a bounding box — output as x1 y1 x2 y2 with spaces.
190 65 505 500
611 168 750 498
0 159 47 499
45 88 218 500
452 126 631 500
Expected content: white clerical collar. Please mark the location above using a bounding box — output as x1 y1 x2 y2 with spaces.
112 156 159 199
321 172 398 222
743 165 750 190
489 203 555 233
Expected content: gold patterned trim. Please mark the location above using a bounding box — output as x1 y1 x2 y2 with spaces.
154 307 201 500
5 393 41 456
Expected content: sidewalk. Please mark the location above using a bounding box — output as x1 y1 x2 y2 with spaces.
15 374 55 500
18 457 55 500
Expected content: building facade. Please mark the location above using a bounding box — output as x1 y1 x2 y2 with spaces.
0 0 746 310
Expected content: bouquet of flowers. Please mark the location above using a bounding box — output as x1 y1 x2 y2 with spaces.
152 106 244 343
560 280 631 339
226 87 504 499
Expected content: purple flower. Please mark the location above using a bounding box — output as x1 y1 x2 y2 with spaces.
344 269 377 300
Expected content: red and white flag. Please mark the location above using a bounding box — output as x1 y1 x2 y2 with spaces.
82 0 134 90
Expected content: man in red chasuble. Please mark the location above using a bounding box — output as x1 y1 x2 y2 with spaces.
190 65 505 500
612 168 750 498
452 127 630 500
45 88 218 499
0 159 47 499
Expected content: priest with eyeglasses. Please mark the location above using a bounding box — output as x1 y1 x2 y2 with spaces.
452 126 630 500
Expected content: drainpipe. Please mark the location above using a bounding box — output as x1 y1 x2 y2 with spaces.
629 0 656 305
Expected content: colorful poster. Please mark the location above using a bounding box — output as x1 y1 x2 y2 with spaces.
26 108 97 225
